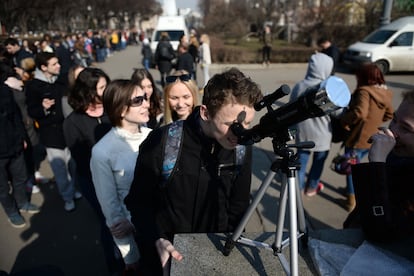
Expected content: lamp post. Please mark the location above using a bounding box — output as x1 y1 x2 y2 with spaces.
380 0 393 26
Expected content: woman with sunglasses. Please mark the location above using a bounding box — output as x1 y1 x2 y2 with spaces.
90 80 151 275
131 68 163 129
163 70 199 125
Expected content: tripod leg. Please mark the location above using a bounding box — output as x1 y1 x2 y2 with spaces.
287 175 299 276
223 170 277 256
295 179 307 236
274 173 288 252
274 172 302 276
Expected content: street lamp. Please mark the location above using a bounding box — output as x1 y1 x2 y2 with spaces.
86 5 92 29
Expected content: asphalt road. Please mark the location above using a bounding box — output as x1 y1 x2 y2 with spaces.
1 45 413 275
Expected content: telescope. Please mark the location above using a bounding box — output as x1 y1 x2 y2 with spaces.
224 76 351 276
231 76 351 145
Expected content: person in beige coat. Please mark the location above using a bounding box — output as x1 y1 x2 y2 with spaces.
341 63 394 211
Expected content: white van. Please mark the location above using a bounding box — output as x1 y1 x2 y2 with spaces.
150 15 189 53
343 16 414 74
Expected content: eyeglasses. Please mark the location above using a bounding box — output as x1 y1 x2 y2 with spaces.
128 94 148 107
166 74 191 83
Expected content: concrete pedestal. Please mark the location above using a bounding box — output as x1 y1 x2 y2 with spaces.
171 232 317 275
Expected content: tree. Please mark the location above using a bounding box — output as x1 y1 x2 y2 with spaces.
0 0 161 34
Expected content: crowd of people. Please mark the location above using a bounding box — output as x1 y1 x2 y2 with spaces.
0 29 246 275
3 29 134 72
0 29 413 275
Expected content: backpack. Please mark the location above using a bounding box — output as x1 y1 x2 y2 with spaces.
161 120 246 186
159 43 172 60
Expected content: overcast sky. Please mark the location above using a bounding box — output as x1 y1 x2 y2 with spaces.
167 0 199 12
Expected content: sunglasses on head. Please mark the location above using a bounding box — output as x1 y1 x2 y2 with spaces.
166 74 191 83
128 94 148 107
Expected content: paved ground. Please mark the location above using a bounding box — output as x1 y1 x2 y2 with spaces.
1 45 413 275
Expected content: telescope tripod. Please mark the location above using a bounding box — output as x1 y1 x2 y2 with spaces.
223 143 309 276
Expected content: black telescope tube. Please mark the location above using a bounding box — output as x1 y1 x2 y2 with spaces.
237 87 338 145
234 76 351 145
254 84 291 111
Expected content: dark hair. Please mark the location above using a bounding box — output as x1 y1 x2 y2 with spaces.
4 37 19 46
67 64 85 89
356 63 386 87
35 52 57 70
317 37 330 46
68 67 110 112
0 61 16 82
130 68 162 119
202 67 263 118
103 79 137 127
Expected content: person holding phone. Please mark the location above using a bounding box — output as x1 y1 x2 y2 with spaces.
26 52 81 212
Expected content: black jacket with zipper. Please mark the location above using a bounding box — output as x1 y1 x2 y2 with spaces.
25 72 67 149
125 107 252 272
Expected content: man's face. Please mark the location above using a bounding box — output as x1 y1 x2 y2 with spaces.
201 102 255 150
389 101 414 157
5 44 19 55
42 57 61 76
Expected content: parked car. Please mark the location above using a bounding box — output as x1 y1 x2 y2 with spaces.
343 16 414 74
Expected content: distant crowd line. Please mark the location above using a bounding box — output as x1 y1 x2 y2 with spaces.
1 29 141 70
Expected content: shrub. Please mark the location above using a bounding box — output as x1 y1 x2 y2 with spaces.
211 44 315 64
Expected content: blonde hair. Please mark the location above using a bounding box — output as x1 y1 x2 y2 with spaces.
20 57 35 72
163 70 199 124
19 57 36 81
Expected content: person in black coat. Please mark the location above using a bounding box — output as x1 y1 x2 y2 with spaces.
176 44 194 78
63 68 124 274
125 68 263 275
0 62 40 228
141 38 153 70
52 36 74 87
4 37 34 69
26 52 80 212
317 37 341 75
188 34 199 81
154 32 175 88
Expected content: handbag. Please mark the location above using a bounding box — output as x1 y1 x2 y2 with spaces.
330 149 359 175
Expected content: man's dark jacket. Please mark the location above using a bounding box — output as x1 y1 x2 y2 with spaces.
0 84 26 159
125 107 252 265
176 52 194 74
154 40 175 73
25 72 67 149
